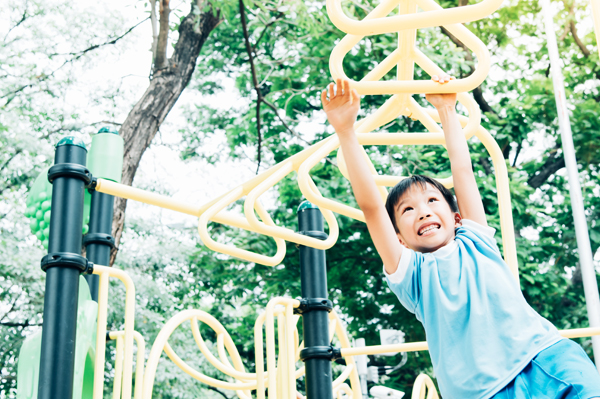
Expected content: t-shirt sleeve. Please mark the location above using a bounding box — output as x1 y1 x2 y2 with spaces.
459 219 501 254
460 219 495 238
384 248 422 314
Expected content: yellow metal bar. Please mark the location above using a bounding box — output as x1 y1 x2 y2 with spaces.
276 313 287 398
342 341 429 357
197 186 286 266
109 331 146 399
265 299 277 397
326 0 502 38
328 0 495 94
286 304 296 399
329 311 362 397
113 335 124 399
93 271 110 399
243 161 340 249
143 310 261 398
189 317 256 380
254 312 267 399
163 342 256 390
560 327 600 338
412 374 439 399
92 265 136 399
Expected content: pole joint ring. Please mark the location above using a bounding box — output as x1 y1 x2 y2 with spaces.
299 346 342 362
48 163 92 185
294 298 333 315
41 252 94 274
83 233 115 249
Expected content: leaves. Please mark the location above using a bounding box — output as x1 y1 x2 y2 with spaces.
3 0 600 397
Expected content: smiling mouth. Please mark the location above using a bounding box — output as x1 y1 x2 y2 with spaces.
418 224 440 236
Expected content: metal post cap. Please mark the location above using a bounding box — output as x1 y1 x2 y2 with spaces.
97 126 119 134
298 200 319 212
56 136 87 150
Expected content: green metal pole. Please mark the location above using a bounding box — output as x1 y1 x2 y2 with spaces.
298 202 334 399
84 127 123 301
38 137 92 399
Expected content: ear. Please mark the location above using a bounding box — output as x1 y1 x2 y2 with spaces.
454 212 462 227
397 233 407 247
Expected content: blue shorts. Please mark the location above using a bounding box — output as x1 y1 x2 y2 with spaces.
492 339 600 399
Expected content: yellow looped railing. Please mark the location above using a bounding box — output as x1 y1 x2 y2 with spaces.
88 0 600 398
139 297 362 398
92 0 517 274
411 374 439 399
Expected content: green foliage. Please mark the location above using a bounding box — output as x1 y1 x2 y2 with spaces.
3 0 600 397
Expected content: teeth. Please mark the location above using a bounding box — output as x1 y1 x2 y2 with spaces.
419 224 439 235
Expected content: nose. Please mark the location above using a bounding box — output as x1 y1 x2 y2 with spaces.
419 213 431 220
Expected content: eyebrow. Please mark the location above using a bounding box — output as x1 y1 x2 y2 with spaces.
395 188 441 210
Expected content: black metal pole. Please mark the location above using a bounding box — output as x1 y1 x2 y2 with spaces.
84 190 114 301
38 137 91 399
298 202 334 399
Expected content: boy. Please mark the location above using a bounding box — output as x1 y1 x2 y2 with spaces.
321 77 600 398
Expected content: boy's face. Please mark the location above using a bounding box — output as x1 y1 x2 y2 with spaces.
394 183 461 253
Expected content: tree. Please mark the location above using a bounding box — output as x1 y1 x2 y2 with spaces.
110 0 224 265
2 0 599 397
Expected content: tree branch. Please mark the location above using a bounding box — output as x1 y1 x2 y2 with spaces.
150 0 159 63
154 0 171 72
527 145 565 188
239 0 263 173
251 15 285 54
512 140 522 167
262 99 302 140
439 27 496 114
0 149 22 175
1 17 148 104
569 20 590 57
0 321 42 327
111 1 222 266
3 3 30 42
205 386 231 399
561 0 590 57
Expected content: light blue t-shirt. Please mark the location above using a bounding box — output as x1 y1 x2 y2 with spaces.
385 220 561 399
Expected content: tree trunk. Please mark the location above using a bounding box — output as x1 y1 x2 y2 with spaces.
110 2 222 265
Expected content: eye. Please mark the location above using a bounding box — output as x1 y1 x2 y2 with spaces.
402 206 413 214
428 197 438 203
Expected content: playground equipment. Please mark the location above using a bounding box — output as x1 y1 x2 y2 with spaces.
18 0 600 398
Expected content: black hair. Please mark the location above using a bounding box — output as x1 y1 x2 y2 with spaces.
384 175 458 233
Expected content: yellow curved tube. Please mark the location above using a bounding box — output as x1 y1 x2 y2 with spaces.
189 318 255 381
329 311 362 397
92 265 136 399
328 0 494 94
243 160 340 249
197 186 287 266
113 334 124 399
96 137 341 266
326 0 502 36
109 331 145 399
412 374 439 399
143 309 260 398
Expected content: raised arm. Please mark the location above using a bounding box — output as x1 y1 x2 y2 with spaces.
322 79 403 274
425 75 487 226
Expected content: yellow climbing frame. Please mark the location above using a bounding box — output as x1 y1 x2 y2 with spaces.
90 0 600 397
95 0 521 273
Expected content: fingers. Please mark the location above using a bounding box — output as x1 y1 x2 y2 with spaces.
321 89 329 107
323 79 356 105
431 74 454 84
351 89 360 105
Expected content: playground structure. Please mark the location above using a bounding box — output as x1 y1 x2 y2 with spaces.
17 0 600 398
